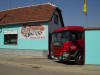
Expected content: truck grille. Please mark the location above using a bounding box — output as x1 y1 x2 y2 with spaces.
51 45 66 56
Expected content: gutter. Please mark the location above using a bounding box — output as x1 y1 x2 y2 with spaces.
85 27 100 30
0 20 48 26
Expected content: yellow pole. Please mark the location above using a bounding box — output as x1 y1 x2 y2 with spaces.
83 0 87 15
83 0 88 27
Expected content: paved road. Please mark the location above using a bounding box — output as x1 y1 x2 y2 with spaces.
0 64 100 75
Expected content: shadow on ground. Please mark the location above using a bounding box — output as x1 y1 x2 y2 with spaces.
56 61 77 65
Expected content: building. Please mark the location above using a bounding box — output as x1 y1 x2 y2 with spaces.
85 27 100 65
0 3 64 56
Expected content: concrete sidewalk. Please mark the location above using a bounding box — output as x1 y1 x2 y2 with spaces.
0 54 100 72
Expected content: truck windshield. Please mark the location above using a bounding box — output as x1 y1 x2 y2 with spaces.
70 31 83 41
52 31 83 42
52 31 70 42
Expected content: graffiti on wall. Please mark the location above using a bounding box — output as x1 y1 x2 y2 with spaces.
20 25 46 39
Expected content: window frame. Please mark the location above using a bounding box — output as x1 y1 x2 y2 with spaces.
4 34 18 45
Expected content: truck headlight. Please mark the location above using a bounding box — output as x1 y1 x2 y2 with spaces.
63 52 69 57
70 46 76 50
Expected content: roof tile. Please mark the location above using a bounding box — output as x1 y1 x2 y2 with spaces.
0 3 56 25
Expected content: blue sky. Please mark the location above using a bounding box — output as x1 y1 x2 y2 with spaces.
0 0 100 27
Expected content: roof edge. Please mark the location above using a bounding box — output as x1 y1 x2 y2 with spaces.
85 27 100 30
0 20 48 26
0 2 56 12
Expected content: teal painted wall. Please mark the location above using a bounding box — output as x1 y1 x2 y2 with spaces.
0 25 48 50
85 30 100 65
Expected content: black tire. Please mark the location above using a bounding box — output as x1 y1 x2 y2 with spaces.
75 53 84 65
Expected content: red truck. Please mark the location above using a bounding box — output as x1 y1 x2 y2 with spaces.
50 26 84 65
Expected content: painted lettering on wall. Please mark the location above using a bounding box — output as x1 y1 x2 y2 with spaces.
20 25 46 39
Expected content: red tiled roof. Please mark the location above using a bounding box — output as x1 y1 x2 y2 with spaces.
0 3 56 25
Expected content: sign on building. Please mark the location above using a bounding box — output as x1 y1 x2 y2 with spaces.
20 25 46 39
4 30 17 34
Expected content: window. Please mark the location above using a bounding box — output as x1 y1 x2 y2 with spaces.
4 34 17 45
54 14 58 24
52 31 70 42
71 31 83 40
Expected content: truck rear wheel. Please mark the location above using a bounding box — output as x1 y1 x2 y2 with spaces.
75 53 84 65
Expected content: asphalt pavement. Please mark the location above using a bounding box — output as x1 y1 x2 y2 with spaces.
1 63 100 75
0 54 100 73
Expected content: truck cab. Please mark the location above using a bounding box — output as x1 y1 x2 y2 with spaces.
51 26 84 65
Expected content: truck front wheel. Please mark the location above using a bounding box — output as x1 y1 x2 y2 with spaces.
75 53 84 65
